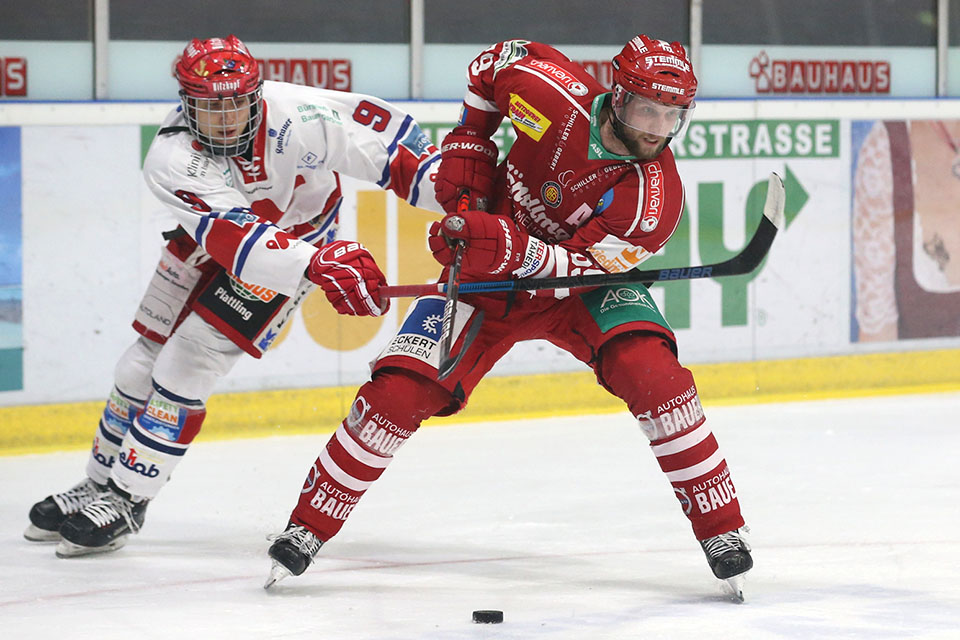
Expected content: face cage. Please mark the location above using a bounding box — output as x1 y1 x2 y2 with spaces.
180 85 263 157
612 88 695 139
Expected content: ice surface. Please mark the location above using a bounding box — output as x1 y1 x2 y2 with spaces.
2 393 959 639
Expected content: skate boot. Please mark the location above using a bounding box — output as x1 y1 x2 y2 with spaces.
25 478 106 542
700 526 752 602
56 479 149 558
264 522 324 589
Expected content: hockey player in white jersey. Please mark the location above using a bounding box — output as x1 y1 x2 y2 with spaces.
24 35 443 557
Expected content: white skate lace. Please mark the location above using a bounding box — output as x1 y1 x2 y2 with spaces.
51 478 102 515
268 525 323 558
80 491 143 533
701 529 751 559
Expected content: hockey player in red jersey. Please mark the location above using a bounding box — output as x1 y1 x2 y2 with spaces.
24 35 444 558
267 35 752 598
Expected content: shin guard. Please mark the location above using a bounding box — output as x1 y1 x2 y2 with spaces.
109 382 206 499
86 386 145 485
600 334 745 540
290 370 451 541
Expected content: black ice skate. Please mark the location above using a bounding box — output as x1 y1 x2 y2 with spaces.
56 479 149 558
264 522 324 588
25 478 106 542
700 526 753 602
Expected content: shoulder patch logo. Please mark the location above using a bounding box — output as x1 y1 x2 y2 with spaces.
495 40 531 73
508 93 552 141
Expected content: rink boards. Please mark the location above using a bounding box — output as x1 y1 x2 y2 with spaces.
1 99 960 453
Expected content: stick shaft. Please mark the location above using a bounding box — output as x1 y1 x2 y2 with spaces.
435 190 472 380
381 212 776 298
382 173 784 299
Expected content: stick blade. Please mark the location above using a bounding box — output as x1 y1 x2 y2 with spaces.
763 172 786 230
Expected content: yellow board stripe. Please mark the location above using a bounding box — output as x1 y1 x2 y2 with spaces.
2 348 958 456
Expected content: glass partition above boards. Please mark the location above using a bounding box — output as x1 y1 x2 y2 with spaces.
700 0 940 97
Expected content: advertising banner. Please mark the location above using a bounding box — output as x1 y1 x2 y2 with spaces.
700 45 936 98
850 119 960 342
1 103 959 406
5 42 951 102
0 127 22 391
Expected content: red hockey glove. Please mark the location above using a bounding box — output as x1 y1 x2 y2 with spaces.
434 127 498 213
428 211 537 277
307 240 389 316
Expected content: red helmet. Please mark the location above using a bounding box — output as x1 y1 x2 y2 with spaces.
611 35 697 139
174 35 263 156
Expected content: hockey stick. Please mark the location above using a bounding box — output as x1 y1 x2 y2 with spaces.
435 191 485 381
382 172 786 299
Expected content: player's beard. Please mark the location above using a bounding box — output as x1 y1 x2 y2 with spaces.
611 116 668 160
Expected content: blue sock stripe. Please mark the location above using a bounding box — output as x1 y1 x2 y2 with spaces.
113 387 146 406
129 421 188 457
150 380 204 406
97 419 125 446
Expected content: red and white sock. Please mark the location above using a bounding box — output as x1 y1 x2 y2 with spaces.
598 334 746 540
649 420 744 539
290 370 450 540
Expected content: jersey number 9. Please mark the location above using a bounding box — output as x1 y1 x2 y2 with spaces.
352 100 392 132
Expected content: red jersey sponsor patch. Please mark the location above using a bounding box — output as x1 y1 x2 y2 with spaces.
640 162 664 232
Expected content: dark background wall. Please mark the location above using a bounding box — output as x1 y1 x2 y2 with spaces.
1 0 948 45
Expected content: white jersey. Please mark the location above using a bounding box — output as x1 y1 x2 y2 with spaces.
144 81 442 296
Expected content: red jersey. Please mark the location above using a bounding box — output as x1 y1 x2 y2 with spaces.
458 40 686 280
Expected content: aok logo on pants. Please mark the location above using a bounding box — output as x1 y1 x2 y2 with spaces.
599 287 656 313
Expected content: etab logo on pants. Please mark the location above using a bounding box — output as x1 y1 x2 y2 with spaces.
119 447 161 478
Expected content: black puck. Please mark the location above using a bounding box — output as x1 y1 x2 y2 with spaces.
472 610 503 624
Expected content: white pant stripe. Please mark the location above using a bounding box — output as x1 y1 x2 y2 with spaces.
650 423 712 457
664 449 726 483
335 425 392 469
318 446 374 492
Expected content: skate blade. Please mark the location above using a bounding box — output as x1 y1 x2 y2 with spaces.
720 573 746 603
264 561 292 589
24 524 62 542
55 535 128 558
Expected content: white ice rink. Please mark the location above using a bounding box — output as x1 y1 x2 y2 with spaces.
2 392 959 639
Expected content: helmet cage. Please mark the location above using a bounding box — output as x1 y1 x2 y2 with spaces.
180 85 263 157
